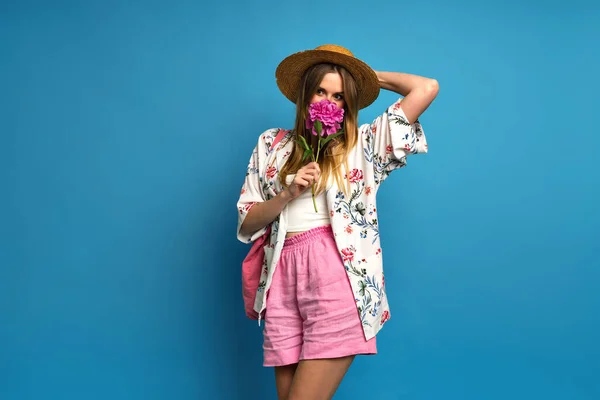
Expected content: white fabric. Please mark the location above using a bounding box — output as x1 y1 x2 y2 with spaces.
285 175 330 232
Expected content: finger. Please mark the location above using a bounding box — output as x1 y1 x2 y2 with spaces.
301 165 318 174
305 174 317 185
295 178 310 188
299 172 316 184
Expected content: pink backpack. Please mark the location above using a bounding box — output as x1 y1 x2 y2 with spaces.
242 129 288 320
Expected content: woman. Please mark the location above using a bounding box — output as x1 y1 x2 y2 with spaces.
237 44 438 400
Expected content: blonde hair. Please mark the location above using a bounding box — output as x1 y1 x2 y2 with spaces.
278 63 359 196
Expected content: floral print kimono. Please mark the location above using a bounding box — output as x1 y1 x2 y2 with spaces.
237 97 428 341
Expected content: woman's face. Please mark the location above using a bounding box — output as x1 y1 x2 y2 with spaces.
310 72 345 109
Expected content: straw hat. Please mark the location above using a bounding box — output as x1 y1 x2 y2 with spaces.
275 44 380 110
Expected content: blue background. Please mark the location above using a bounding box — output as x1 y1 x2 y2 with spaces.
2 1 599 399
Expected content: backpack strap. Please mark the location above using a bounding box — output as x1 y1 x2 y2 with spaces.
270 129 289 152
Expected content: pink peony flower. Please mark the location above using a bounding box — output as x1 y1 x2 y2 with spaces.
306 99 345 137
296 99 346 213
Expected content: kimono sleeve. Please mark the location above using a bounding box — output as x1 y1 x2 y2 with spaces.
236 137 269 244
362 97 428 186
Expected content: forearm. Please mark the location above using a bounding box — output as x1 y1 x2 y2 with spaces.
239 190 292 236
376 71 439 124
375 71 437 96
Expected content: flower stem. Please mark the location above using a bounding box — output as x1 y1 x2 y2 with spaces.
315 138 321 162
312 137 322 213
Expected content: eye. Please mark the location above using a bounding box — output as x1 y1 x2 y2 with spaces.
334 94 344 100
316 88 325 95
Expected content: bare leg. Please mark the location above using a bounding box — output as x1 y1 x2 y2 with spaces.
274 364 298 400
287 356 355 400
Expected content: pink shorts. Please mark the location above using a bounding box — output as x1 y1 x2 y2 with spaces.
263 225 377 367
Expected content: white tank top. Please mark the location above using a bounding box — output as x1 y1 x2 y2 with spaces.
285 175 330 232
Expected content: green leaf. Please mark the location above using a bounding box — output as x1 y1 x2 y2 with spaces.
302 148 311 161
298 135 315 161
298 135 311 151
315 120 322 135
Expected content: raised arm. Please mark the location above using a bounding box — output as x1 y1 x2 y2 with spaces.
375 71 439 124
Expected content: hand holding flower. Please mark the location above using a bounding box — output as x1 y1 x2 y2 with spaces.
285 162 321 200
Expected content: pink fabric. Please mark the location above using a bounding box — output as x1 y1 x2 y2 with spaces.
263 225 377 367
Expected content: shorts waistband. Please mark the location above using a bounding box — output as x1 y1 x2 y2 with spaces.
283 225 333 250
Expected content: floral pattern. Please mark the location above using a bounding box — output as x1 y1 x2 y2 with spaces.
333 174 379 245
237 97 428 340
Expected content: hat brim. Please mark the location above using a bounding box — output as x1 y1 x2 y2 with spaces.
275 49 380 110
